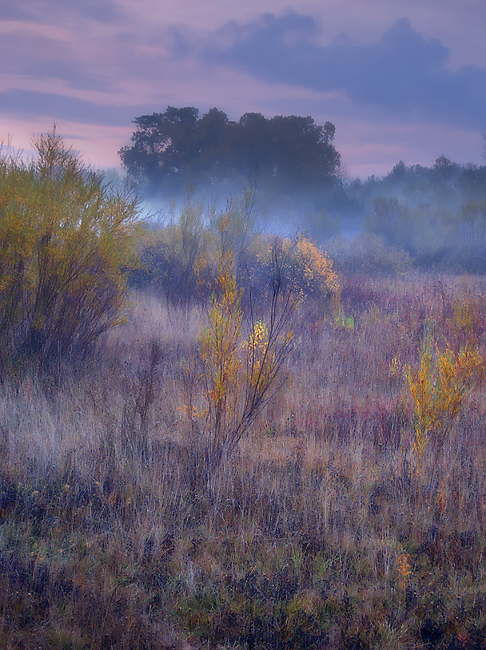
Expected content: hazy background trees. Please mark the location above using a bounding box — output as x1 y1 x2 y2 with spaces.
120 106 486 273
356 158 486 271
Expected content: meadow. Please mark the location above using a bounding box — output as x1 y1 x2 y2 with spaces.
1 264 486 649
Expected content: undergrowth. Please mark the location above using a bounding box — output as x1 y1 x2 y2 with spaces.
1 272 486 649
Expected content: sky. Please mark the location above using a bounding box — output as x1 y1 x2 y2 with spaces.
1 0 485 178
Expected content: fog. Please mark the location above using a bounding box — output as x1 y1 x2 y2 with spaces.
108 153 486 275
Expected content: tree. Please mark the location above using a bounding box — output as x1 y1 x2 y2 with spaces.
119 106 341 196
119 107 200 191
0 130 141 375
365 197 414 250
268 115 339 189
194 108 232 179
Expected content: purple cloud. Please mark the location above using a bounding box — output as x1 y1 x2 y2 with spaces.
198 13 485 128
0 89 142 126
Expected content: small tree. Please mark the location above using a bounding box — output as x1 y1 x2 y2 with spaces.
198 230 304 469
0 130 141 375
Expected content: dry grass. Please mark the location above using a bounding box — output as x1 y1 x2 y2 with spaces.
1 273 486 649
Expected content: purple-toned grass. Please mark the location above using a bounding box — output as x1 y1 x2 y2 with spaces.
1 274 486 649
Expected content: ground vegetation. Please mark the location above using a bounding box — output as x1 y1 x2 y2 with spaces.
2 140 486 648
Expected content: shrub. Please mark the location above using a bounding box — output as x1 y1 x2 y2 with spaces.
254 235 339 306
325 233 413 276
130 190 261 309
198 234 301 469
0 130 141 375
131 196 207 307
404 341 483 460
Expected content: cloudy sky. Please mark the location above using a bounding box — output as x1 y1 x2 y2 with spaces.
1 0 485 177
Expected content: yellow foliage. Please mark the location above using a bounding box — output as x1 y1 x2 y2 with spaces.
242 320 276 388
295 236 340 294
404 342 483 459
199 237 300 467
256 235 339 305
389 355 401 377
0 130 141 373
404 350 435 459
282 235 340 296
397 553 412 590
199 249 242 444
436 345 483 425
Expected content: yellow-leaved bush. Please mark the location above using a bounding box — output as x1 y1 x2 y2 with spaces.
289 235 340 296
260 235 339 299
405 342 483 460
198 230 306 469
0 130 141 374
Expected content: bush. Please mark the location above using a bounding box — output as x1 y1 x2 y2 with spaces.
254 235 339 301
129 192 208 307
199 237 300 469
0 131 141 375
326 233 413 276
130 190 262 309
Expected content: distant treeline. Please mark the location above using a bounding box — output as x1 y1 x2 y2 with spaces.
120 106 486 273
351 158 486 272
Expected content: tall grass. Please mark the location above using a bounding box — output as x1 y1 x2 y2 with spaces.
1 273 486 649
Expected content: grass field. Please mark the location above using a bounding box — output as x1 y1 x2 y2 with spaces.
1 271 486 649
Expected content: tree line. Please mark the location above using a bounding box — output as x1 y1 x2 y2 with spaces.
120 106 486 272
349 157 486 271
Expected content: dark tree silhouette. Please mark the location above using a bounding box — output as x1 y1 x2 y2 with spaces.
119 106 341 195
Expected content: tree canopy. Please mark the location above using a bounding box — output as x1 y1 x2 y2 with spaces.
119 107 341 196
